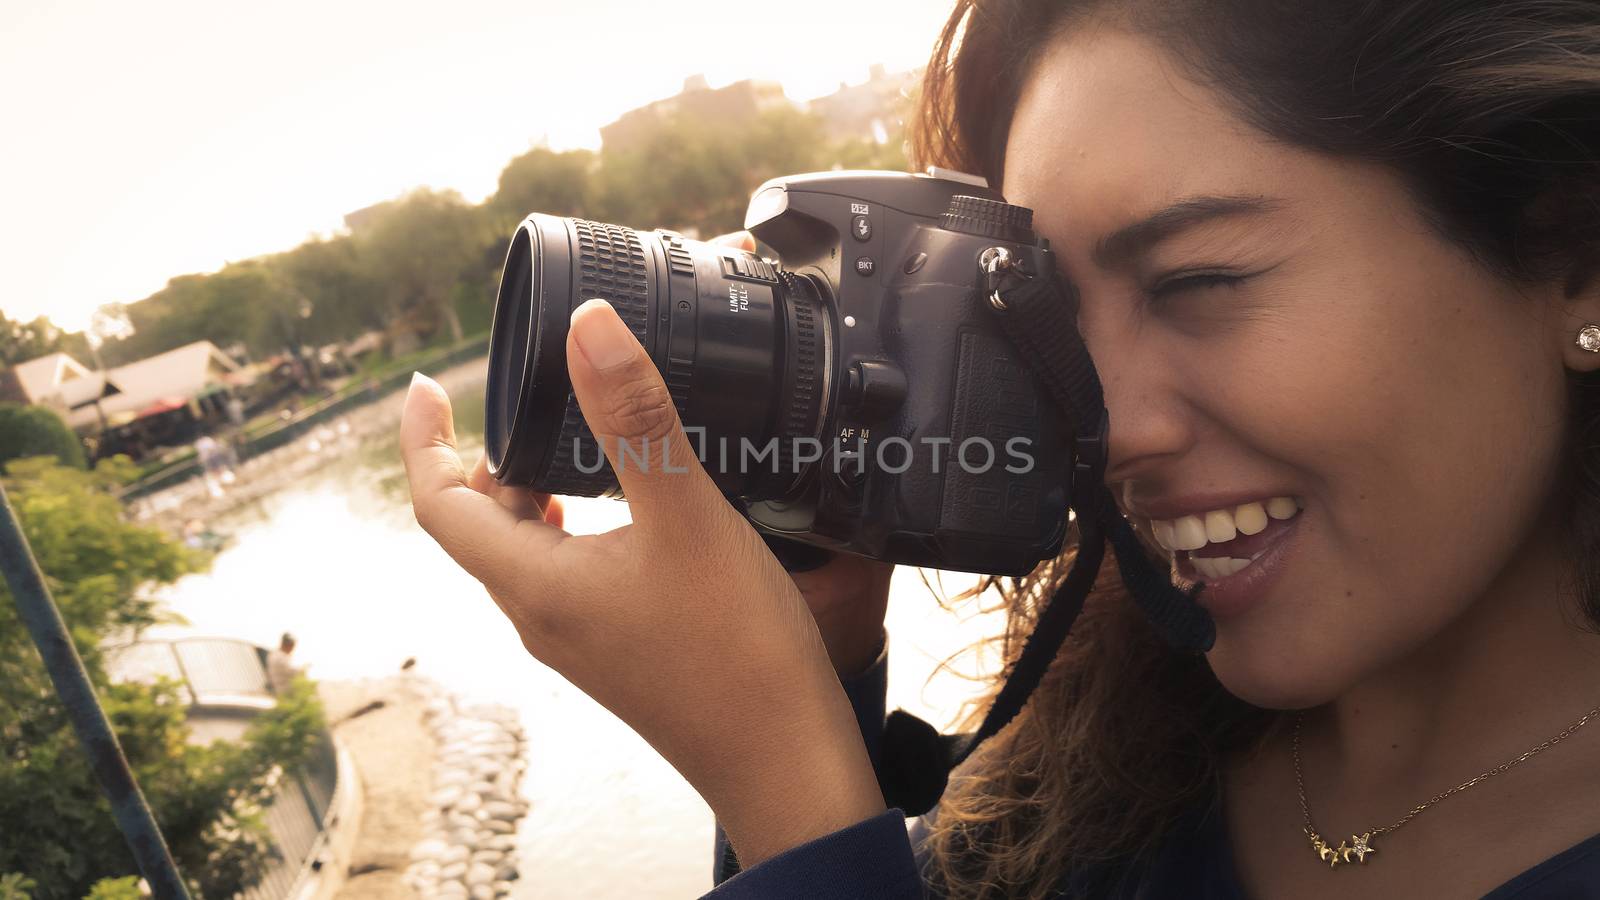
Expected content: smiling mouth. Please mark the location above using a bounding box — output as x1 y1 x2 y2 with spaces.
1141 497 1303 581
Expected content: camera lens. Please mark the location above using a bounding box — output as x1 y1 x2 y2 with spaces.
485 214 831 500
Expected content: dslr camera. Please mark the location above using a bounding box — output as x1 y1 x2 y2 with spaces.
485 169 1069 575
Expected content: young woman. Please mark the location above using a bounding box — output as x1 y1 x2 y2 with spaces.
400 0 1600 895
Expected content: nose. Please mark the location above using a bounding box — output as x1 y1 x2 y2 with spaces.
1079 303 1195 486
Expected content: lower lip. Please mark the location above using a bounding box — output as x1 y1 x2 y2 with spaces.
1180 515 1302 619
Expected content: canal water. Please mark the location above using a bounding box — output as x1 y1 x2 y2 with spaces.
146 375 1008 899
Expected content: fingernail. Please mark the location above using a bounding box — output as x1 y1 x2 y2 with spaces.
570 298 637 371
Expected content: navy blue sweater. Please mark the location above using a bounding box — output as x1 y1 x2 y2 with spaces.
704 645 1600 898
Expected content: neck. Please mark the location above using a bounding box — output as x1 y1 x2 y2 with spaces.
1310 520 1600 790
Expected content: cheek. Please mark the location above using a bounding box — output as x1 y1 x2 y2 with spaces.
1199 261 1568 704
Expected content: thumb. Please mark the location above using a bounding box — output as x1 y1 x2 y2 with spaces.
565 297 721 531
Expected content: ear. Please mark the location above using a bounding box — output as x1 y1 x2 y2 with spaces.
1558 258 1600 372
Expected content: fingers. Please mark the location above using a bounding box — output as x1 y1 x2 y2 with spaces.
542 496 565 530
468 454 553 522
564 298 727 534
401 373 562 579
711 231 757 252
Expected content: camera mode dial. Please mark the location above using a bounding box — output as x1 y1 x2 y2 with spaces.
941 195 1035 244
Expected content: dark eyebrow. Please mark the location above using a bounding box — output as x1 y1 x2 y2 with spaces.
1092 196 1283 270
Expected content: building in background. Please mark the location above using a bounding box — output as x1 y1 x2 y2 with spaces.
806 64 920 145
6 341 250 458
5 351 122 424
599 75 794 153
597 65 918 155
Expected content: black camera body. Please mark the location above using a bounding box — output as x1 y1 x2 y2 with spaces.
485 169 1070 575
738 171 1069 573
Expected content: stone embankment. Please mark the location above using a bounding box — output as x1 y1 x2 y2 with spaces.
401 681 530 899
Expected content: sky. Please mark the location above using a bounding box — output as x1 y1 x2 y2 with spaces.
0 0 955 331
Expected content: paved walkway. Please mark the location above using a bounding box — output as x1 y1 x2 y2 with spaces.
322 674 437 900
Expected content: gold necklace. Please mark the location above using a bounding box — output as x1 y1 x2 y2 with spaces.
1292 702 1600 869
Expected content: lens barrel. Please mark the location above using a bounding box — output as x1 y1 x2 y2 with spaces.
485 214 830 501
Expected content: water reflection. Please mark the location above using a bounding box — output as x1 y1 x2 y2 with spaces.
149 382 1006 899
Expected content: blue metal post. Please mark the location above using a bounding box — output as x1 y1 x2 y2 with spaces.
0 484 193 899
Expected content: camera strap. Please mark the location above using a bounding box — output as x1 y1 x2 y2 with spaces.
875 253 1216 817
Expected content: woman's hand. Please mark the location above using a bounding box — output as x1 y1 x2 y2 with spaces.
710 231 896 677
399 298 884 866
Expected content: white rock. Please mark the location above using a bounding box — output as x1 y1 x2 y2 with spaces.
438 844 469 866
439 860 468 880
430 786 463 809
470 885 493 900
483 801 519 821
409 838 448 861
482 818 514 834
466 862 496 887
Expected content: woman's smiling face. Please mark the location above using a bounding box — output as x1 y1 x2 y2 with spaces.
1002 26 1574 708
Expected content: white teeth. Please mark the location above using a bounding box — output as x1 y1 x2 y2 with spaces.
1204 509 1236 544
1234 502 1268 535
1172 515 1208 551
1146 496 1298 554
1192 556 1252 579
1266 496 1299 520
1152 519 1178 552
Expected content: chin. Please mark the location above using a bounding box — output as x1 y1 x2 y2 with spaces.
1204 632 1349 711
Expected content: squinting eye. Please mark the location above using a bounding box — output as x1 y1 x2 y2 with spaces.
1150 272 1247 301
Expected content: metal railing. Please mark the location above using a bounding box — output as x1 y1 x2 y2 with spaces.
104 637 343 899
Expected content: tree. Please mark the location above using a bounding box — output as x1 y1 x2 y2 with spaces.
352 188 495 344
0 457 324 898
268 236 387 342
0 311 90 369
487 147 597 230
0 405 86 469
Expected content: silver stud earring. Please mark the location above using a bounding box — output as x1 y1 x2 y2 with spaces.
1579 325 1600 353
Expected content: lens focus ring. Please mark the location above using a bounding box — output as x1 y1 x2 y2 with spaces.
543 219 651 497
768 272 826 494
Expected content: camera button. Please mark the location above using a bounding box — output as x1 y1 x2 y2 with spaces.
854 256 876 277
851 215 872 242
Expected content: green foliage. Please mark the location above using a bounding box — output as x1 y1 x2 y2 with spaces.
82 878 139 900
87 100 912 368
487 147 599 230
350 188 497 345
0 458 324 899
0 311 91 369
0 405 86 470
0 873 36 900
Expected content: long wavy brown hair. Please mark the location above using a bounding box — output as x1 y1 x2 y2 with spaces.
907 2 1600 897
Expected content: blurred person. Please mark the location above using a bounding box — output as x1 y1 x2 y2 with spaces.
265 632 298 694
401 2 1600 897
194 434 235 498
225 392 245 427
